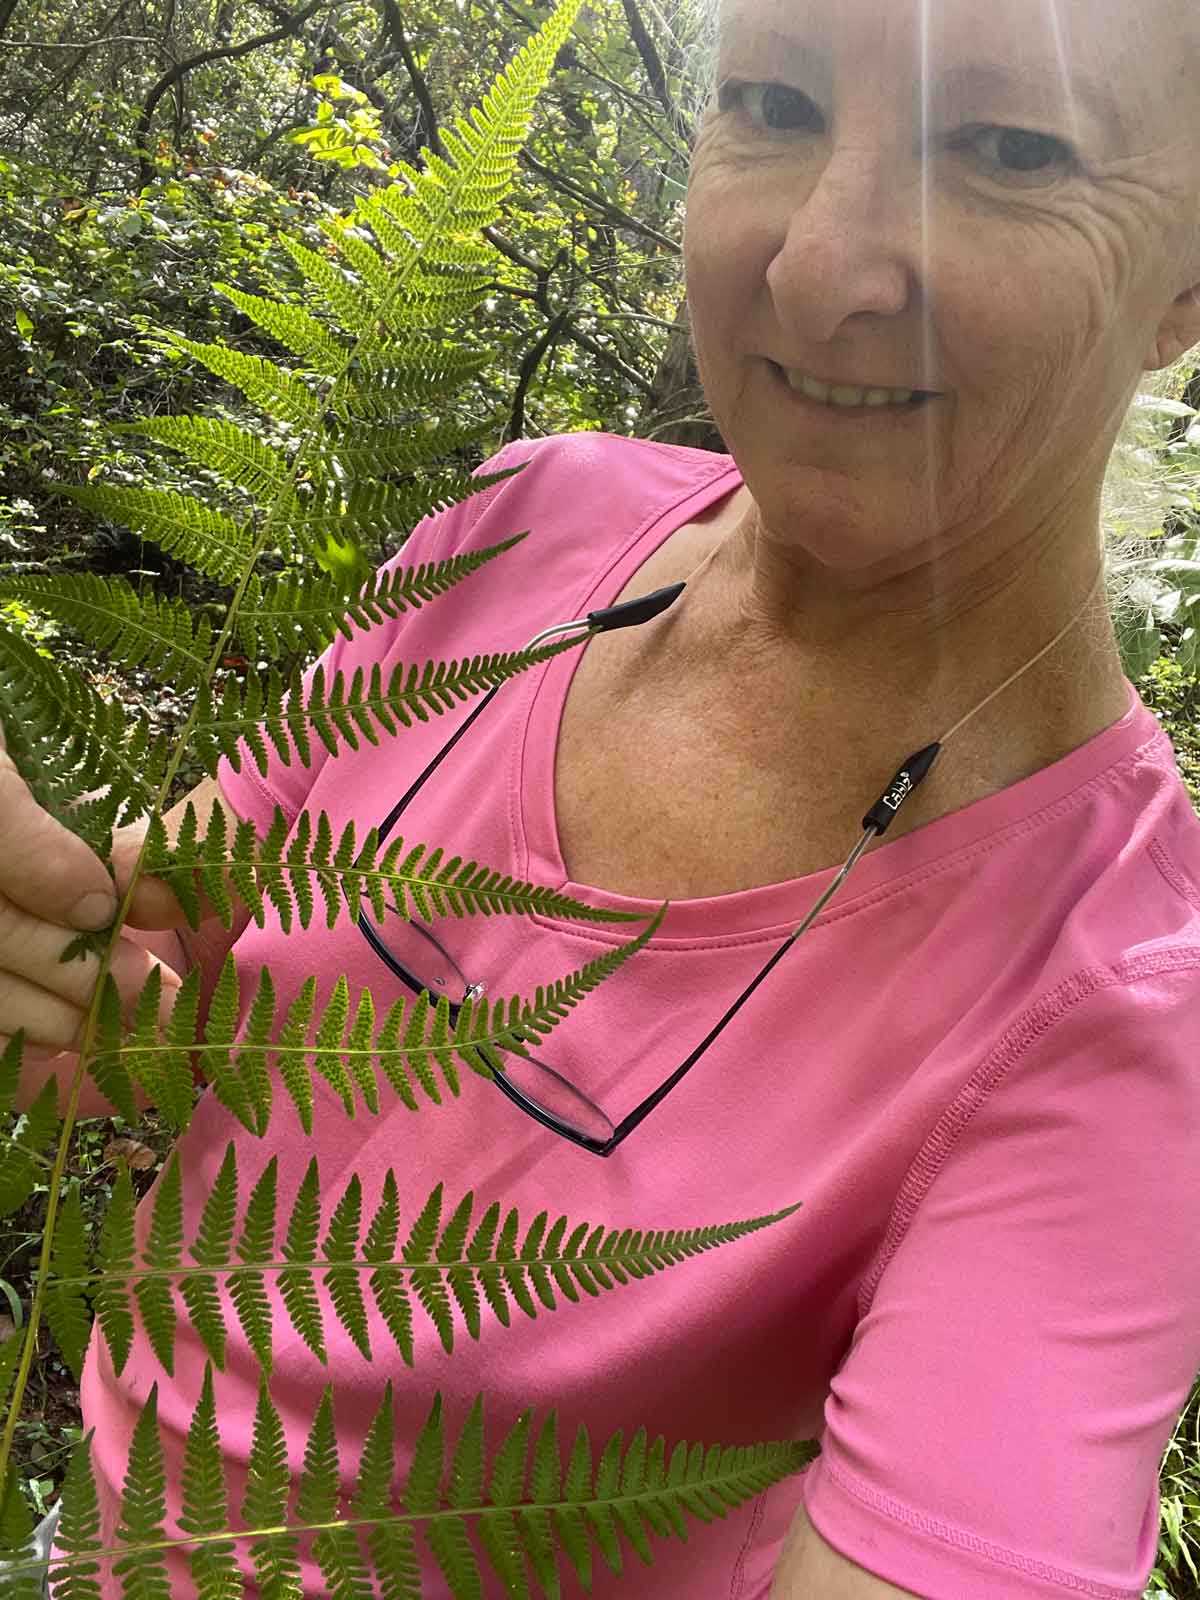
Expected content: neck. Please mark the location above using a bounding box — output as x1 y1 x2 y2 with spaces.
653 488 1132 835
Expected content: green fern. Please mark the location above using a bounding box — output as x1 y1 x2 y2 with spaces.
191 641 582 777
70 1151 801 1376
26 1391 816 1600
83 908 661 1137
0 4 823 1591
141 797 648 935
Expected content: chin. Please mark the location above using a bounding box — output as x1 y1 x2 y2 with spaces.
740 470 928 579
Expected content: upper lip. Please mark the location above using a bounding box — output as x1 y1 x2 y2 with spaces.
771 360 934 393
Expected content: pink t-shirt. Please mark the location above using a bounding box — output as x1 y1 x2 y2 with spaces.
79 432 1200 1599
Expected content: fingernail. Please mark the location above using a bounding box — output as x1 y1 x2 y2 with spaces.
71 892 118 930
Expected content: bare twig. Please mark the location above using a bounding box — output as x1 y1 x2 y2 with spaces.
519 149 681 254
134 0 327 190
376 0 445 159
0 32 157 47
506 305 573 442
618 0 693 147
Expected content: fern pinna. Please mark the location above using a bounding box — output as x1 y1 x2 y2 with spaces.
0 4 818 1593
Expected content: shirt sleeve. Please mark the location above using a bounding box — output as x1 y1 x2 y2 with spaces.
800 949 1200 1599
216 442 527 832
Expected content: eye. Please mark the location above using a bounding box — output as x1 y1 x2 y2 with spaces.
719 79 825 136
957 125 1076 184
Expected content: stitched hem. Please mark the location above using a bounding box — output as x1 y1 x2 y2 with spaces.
1149 835 1200 908
809 1452 1147 1599
728 1491 768 1600
857 943 1200 1318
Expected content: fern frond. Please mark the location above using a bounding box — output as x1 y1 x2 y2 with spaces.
160 335 321 429
317 217 392 303
117 416 290 503
0 1461 39 1598
178 1367 239 1600
286 466 523 556
104 904 664 1140
216 282 348 373
46 1389 816 1598
111 1385 170 1600
44 1183 91 1383
335 342 492 422
143 799 645 943
404 0 586 232
312 417 494 483
242 1379 301 1596
93 1165 136 1377
278 235 375 339
0 616 165 841
47 1428 102 1600
0 1077 59 1219
0 573 211 685
233 533 529 661
55 483 254 587
194 636 579 779
83 1153 800 1376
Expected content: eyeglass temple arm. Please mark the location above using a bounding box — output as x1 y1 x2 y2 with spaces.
371 583 688 845
607 742 944 1149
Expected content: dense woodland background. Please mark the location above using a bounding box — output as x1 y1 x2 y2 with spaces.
0 0 1197 1592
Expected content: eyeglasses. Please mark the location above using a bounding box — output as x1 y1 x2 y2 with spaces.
353 581 940 1157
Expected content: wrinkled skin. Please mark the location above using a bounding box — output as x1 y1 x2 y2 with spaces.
684 0 1200 610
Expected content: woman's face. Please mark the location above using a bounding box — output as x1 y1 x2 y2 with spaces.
685 0 1200 580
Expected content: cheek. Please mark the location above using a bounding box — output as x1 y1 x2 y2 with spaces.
684 152 790 318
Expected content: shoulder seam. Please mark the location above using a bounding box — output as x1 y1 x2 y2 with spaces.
1149 834 1200 909
857 944 1200 1319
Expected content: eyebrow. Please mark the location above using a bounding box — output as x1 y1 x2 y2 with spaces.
938 61 1126 142
718 25 1126 144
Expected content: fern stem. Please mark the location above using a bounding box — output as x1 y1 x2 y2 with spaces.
26 1459 814 1582
52 1241 768 1286
0 68 542 1497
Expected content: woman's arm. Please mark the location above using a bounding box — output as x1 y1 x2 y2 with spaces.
772 1506 921 1598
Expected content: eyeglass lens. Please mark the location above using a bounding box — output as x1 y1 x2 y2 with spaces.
377 914 617 1146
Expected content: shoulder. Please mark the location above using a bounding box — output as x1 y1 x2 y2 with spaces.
435 430 736 552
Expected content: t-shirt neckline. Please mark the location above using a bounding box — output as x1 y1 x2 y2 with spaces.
514 451 1155 947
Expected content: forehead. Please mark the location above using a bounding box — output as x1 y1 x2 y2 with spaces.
718 0 1192 127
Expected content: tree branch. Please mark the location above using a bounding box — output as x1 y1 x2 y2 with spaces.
505 306 573 442
519 150 680 255
375 0 445 159
618 0 692 147
0 33 157 47
134 0 327 190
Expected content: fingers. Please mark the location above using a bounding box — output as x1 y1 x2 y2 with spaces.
0 741 118 931
0 969 93 1056
0 893 182 1053
110 822 195 931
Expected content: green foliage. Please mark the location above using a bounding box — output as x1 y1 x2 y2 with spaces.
18 1390 814 1600
0 7 818 1593
81 1151 801 1377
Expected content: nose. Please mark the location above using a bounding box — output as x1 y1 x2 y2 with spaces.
766 141 919 345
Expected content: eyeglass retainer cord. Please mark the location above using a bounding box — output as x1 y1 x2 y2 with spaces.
555 562 1107 946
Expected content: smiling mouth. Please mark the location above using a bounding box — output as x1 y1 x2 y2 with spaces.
768 361 937 411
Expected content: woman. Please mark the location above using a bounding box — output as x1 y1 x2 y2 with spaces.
5 0 1200 1593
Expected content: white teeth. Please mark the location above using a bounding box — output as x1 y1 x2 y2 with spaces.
784 368 918 407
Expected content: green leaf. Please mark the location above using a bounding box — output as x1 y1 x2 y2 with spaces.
178 1366 239 1600
112 1385 170 1600
45 1183 91 1383
50 1429 102 1600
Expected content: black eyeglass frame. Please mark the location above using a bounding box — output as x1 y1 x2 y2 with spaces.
353 582 941 1157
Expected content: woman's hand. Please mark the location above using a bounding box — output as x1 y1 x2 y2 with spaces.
0 734 194 1114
